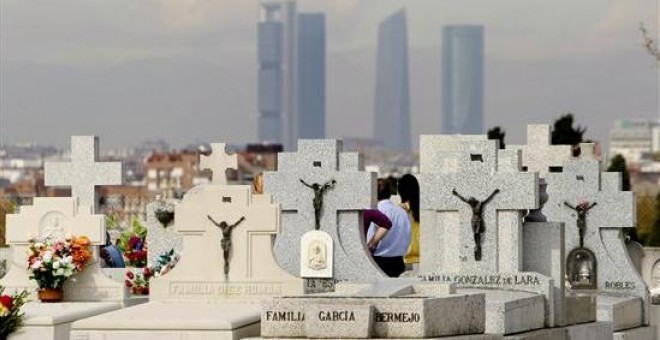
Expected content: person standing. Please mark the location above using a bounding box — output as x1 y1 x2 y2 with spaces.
363 209 392 253
398 174 420 268
367 179 411 277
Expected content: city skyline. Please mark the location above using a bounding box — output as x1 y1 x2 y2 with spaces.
258 1 297 149
1 0 658 152
297 12 326 141
373 9 411 151
441 25 484 135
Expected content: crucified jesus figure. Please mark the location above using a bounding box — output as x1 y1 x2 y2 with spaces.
452 188 500 261
300 178 336 230
207 215 246 277
564 201 597 248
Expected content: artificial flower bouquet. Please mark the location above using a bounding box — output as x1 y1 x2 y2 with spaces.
124 249 179 295
118 218 148 267
0 286 30 338
27 236 92 301
125 267 153 295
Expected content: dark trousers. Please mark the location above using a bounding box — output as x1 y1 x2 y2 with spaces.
373 256 405 277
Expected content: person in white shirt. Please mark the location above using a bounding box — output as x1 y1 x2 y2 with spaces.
366 179 411 277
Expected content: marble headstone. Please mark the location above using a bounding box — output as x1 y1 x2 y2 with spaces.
1 197 127 301
417 136 538 273
3 136 126 301
264 139 384 281
545 158 648 323
149 184 304 301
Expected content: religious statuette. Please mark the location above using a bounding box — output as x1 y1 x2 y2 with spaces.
566 247 597 289
563 200 597 248
299 178 336 230
452 188 500 261
207 215 246 278
300 230 333 278
307 240 327 270
39 212 67 241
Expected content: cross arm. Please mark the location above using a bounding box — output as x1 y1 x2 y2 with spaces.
484 189 500 204
452 189 469 203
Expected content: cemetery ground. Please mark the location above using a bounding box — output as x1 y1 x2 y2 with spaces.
0 126 659 339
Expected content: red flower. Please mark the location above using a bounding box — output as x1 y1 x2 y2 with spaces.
0 295 13 310
126 271 135 279
125 280 133 288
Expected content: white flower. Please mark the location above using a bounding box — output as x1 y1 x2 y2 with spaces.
43 251 53 263
53 261 60 269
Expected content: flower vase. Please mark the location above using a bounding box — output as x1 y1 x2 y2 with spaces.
155 210 174 228
38 288 63 303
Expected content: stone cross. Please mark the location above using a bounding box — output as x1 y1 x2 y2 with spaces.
1 197 126 301
508 125 572 177
263 139 383 281
544 158 647 322
576 142 599 161
150 185 302 301
45 136 122 211
417 137 538 273
200 143 238 185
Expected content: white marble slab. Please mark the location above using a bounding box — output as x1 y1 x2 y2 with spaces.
71 302 261 339
8 302 121 340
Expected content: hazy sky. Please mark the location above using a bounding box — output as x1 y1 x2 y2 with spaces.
1 0 658 151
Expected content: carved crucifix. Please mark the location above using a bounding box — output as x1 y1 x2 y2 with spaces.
452 188 501 261
563 201 597 248
300 178 336 230
207 215 246 277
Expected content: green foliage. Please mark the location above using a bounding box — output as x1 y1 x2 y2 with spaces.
646 192 660 247
487 126 506 149
105 214 118 230
606 154 631 191
157 249 176 268
636 194 655 243
117 218 147 253
551 113 586 147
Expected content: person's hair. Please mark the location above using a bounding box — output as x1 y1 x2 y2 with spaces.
398 174 420 222
377 178 391 200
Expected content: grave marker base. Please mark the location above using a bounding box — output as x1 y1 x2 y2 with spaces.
70 302 261 340
9 302 121 340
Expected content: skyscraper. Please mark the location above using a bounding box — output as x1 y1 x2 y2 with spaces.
373 9 411 151
441 25 484 135
297 13 325 139
258 1 297 149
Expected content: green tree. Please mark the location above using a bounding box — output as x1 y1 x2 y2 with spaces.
606 154 631 191
646 192 660 247
551 113 586 147
487 126 506 149
636 194 655 244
